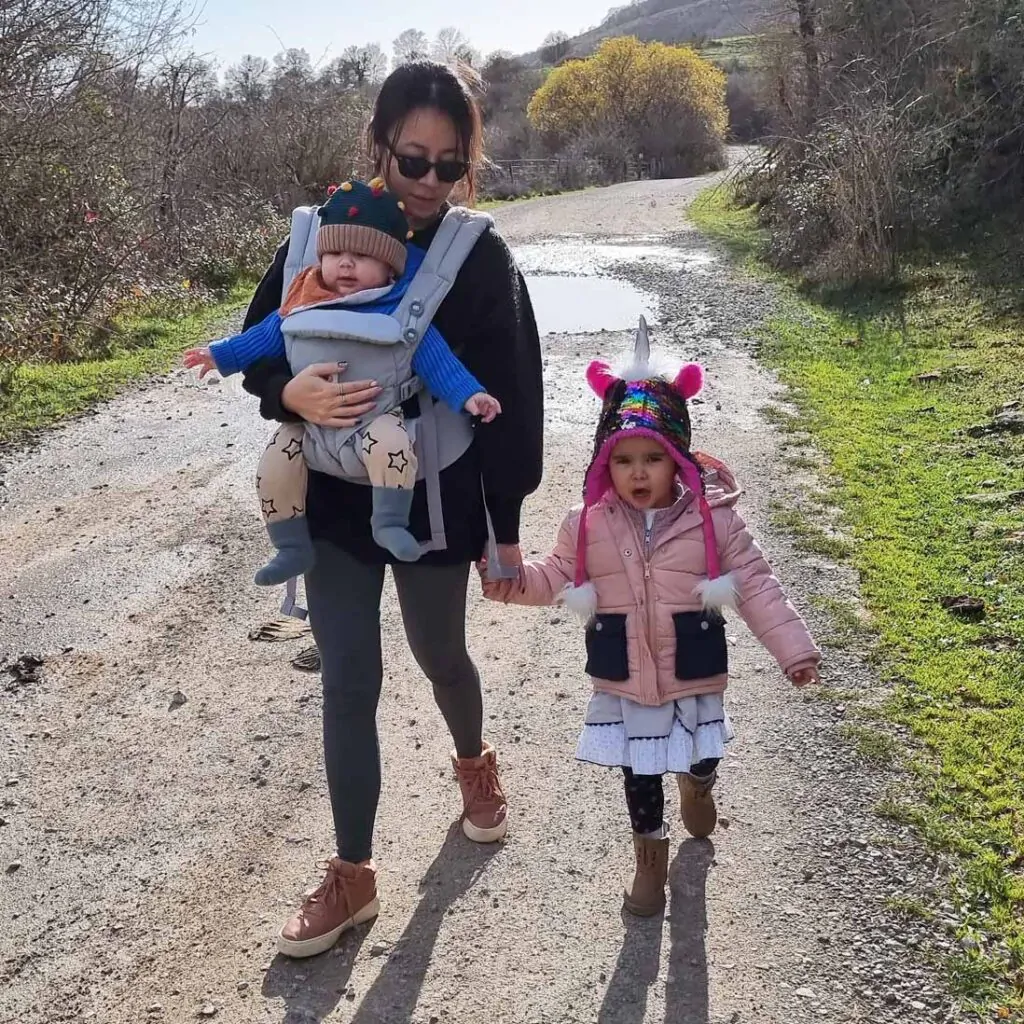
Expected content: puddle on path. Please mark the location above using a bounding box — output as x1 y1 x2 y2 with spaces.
524 274 655 335
515 237 717 277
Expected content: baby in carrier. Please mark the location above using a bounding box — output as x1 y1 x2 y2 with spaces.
184 178 500 582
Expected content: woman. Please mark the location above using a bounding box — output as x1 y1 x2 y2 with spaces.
241 61 544 959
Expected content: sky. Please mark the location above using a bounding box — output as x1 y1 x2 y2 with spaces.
184 0 610 71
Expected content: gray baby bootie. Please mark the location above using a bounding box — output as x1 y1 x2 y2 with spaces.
370 487 420 562
255 517 315 586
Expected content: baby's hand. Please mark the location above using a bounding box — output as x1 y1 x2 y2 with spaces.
183 346 217 379
788 665 821 687
465 392 502 423
475 560 516 603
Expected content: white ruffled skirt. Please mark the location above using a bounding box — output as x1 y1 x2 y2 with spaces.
575 690 734 775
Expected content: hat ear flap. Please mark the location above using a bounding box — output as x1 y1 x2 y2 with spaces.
586 360 620 399
674 363 704 400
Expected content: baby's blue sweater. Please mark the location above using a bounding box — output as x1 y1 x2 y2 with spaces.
210 247 483 414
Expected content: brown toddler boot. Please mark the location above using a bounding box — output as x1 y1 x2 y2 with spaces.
623 832 669 917
677 769 718 839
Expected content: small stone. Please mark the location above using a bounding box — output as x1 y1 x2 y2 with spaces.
910 1002 926 1011
147 1005 163 1015
719 816 731 829
796 987 816 999
5 777 18 787
198 1005 217 1018
253 733 270 742
168 691 187 711
6 861 22 873
236 982 249 993
370 942 390 957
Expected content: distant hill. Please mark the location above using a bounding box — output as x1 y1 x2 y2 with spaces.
523 0 770 65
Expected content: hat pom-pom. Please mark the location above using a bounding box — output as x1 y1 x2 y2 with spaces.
674 363 704 400
558 581 598 623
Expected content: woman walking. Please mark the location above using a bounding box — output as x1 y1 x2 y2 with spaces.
241 61 544 958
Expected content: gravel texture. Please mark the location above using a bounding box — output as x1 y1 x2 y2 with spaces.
0 164 968 1023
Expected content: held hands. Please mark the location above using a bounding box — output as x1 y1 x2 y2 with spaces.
478 568 516 603
183 346 217 378
475 544 525 602
788 665 821 687
465 392 502 423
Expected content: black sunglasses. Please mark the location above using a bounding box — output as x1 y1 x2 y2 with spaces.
387 144 468 184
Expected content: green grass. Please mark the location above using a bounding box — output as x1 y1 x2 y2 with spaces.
693 185 1024 1015
840 723 901 764
699 34 762 68
0 282 253 442
885 895 938 922
770 504 856 561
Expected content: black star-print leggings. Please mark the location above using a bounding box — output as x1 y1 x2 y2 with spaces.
305 539 484 864
622 759 719 834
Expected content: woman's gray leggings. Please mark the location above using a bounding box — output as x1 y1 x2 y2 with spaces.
305 540 484 863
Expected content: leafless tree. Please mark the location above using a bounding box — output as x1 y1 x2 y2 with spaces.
392 29 430 66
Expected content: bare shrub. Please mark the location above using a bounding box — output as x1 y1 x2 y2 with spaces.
748 0 1024 281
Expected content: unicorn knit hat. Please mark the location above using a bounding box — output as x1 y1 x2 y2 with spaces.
562 317 737 619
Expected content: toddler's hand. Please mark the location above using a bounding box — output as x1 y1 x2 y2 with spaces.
183 346 217 379
789 665 821 687
465 392 502 423
475 560 516 603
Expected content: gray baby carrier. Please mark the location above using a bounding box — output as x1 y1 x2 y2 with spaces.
278 204 506 617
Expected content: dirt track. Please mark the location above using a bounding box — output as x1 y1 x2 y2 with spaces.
0 168 961 1024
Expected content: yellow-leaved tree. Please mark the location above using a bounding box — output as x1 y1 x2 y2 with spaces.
527 37 728 176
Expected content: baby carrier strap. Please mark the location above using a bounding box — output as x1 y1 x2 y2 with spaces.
281 206 320 302
395 207 493 349
397 207 493 558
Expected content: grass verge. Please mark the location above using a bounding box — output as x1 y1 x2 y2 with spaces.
0 282 253 443
692 186 1024 1016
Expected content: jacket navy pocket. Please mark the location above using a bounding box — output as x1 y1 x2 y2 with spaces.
585 613 630 682
673 611 728 681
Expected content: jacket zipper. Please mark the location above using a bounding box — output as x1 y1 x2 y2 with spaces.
633 515 657 703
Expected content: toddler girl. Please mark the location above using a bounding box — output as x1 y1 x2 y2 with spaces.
481 326 820 915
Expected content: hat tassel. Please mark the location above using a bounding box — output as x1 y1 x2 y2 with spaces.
690 481 738 613
558 506 598 622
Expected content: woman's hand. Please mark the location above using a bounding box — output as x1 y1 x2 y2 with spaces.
282 362 382 428
788 665 821 687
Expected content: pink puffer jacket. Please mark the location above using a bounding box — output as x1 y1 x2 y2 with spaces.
509 457 820 706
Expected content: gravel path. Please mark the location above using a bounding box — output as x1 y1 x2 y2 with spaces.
0 168 965 1024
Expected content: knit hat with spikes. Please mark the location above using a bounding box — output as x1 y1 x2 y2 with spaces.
316 177 414 276
561 317 737 621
